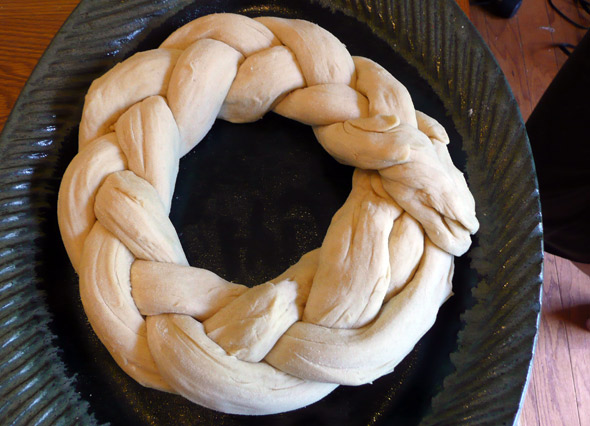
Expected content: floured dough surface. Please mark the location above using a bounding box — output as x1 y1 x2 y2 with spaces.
58 13 478 416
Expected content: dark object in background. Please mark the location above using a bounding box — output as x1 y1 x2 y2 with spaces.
548 0 590 30
527 30 590 263
471 0 523 18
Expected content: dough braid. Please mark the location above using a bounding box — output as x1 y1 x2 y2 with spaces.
57 13 478 415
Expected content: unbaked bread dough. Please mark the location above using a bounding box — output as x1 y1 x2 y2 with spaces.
57 13 478 415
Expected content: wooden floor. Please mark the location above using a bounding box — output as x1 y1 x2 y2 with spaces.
470 2 590 425
0 1 589 425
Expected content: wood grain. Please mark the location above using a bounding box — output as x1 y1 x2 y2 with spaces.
512 0 560 117
547 0 589 67
1 1 588 425
557 258 590 426
472 6 533 117
534 254 581 426
471 1 586 121
0 0 80 132
455 0 470 17
519 374 541 426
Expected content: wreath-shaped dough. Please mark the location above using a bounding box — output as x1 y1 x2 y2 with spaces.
57 13 478 415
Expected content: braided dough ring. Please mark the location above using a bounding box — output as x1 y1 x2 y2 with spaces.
57 13 479 415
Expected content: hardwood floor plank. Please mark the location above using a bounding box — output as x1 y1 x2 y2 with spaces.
471 7 533 118
455 0 470 17
554 256 590 426
533 254 581 426
514 0 560 115
0 0 79 132
545 0 588 68
518 370 541 426
469 6 490 39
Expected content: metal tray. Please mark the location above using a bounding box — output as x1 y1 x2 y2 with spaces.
0 0 543 424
